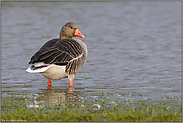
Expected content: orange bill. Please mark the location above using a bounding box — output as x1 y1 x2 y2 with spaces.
74 29 85 38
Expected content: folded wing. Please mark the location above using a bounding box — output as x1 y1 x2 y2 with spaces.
28 39 83 66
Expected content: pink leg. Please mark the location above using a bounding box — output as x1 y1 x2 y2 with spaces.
48 80 52 88
69 80 73 87
69 86 73 93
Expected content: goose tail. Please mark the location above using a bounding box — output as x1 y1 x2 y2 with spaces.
26 62 51 73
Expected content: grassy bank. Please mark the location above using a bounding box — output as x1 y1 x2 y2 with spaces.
1 95 182 122
1 106 182 122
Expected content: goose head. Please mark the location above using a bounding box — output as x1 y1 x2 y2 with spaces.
59 22 85 39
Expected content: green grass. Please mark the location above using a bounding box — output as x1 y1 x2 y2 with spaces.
1 95 182 122
1 105 182 122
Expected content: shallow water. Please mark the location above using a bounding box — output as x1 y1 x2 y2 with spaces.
2 2 181 106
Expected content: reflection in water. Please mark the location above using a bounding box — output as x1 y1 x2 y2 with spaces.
47 85 52 89
26 87 82 108
47 84 74 92
41 87 81 106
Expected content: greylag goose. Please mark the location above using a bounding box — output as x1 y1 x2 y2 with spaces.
26 22 87 88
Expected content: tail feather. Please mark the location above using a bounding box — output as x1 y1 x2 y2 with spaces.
26 62 51 73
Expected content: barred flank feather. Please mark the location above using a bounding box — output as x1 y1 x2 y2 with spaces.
65 49 87 75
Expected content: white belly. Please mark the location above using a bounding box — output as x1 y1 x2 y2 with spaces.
40 65 67 80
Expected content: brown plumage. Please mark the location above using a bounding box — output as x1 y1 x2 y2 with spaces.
26 22 87 88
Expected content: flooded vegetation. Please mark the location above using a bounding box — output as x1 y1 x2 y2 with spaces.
1 92 182 122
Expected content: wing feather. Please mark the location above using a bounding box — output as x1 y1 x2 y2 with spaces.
28 38 83 66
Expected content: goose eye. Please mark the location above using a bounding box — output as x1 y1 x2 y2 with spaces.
71 27 73 29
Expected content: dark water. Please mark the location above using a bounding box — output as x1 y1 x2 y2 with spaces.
2 2 181 106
